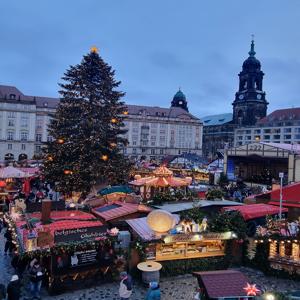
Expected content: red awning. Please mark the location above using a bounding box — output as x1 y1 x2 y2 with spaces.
223 204 288 220
269 201 300 208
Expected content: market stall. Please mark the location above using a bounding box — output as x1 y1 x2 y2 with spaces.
255 217 300 274
126 209 236 262
4 202 122 293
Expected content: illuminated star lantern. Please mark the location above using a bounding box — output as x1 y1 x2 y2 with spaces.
90 46 98 53
243 283 260 296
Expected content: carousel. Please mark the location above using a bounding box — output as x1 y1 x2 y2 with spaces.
129 166 192 200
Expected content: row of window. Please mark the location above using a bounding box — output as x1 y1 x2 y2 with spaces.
5 132 52 142
7 144 26 150
237 127 300 135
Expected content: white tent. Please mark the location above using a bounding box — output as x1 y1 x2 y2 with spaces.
0 166 30 178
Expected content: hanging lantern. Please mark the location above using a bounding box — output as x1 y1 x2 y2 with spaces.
123 111 129 115
47 156 53 161
57 138 64 144
147 210 175 233
64 169 73 175
110 142 117 148
111 118 118 124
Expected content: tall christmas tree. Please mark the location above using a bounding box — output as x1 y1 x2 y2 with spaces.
43 47 131 196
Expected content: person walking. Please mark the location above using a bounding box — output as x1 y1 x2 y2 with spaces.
7 275 20 300
119 271 132 300
146 281 161 300
4 229 13 254
29 261 43 299
0 282 6 300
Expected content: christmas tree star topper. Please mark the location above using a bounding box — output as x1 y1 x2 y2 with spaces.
90 46 99 53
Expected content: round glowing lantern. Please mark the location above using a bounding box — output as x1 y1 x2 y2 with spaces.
0 180 6 188
147 209 175 233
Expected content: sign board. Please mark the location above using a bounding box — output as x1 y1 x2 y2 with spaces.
163 232 235 244
279 172 284 178
54 225 107 244
71 249 98 267
37 231 54 248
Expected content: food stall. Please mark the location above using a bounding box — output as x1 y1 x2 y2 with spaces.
4 201 121 293
127 209 236 262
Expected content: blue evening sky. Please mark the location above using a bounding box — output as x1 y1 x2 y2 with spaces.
0 0 299 118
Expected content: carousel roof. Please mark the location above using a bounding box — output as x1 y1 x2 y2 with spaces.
0 166 30 178
129 165 191 188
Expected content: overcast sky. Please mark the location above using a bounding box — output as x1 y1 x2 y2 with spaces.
0 0 300 118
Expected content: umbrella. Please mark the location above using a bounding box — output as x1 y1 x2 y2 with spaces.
98 185 133 196
0 166 30 179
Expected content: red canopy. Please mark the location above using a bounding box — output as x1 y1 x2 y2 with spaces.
223 204 288 221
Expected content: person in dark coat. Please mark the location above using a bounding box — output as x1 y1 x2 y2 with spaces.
146 281 161 300
7 275 20 300
4 229 13 254
0 283 6 300
29 261 43 299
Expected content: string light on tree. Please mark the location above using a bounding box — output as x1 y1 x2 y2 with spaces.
111 118 118 124
123 111 128 115
90 46 99 53
101 155 108 161
57 139 64 144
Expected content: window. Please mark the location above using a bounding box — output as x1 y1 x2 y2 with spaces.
254 129 261 134
160 149 164 155
273 135 280 139
294 134 300 139
47 136 53 142
20 131 28 141
246 136 251 140
8 144 12 150
9 94 16 100
8 119 15 127
264 129 271 133
36 116 43 129
264 135 270 140
141 148 146 153
151 142 156 146
36 134 42 142
21 118 28 127
284 128 292 133
7 131 14 140
284 135 291 139
132 141 137 145
7 112 16 118
21 144 26 150
132 148 137 154
35 145 41 153
238 136 243 140
151 149 155 155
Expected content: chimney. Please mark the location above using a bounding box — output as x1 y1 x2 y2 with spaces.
41 199 52 223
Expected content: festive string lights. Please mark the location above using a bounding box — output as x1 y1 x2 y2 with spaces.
57 138 65 144
101 155 108 161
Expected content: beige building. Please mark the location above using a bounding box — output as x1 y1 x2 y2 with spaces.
124 105 202 160
0 86 202 161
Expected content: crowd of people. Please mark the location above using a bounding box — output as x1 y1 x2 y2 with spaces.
0 219 44 300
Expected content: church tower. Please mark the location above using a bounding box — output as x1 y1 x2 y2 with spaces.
171 88 189 112
232 38 268 126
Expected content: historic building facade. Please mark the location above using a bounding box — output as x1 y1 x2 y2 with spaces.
234 108 300 146
0 86 202 161
202 39 269 159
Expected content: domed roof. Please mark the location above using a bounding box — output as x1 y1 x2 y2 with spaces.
173 89 186 101
242 39 261 71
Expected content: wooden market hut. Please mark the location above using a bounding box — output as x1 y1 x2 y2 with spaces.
129 165 192 200
7 205 123 293
193 270 259 299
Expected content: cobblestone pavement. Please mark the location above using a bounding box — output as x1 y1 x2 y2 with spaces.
1 230 299 299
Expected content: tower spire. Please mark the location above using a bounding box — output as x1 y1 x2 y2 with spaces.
248 34 256 57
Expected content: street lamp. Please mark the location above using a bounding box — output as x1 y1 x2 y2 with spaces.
279 172 284 219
